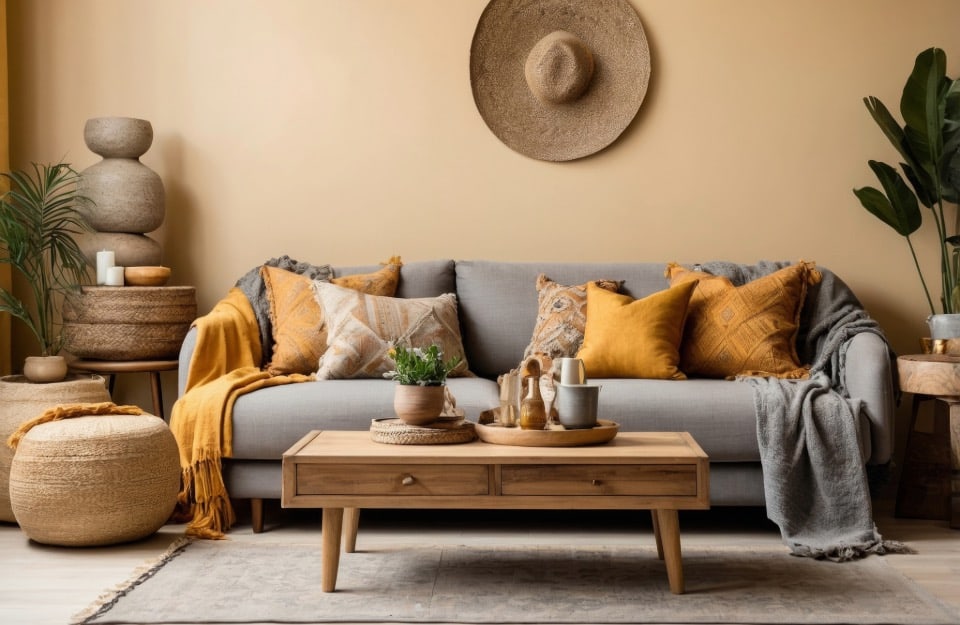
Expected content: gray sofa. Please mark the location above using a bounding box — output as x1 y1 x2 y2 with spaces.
177 259 895 532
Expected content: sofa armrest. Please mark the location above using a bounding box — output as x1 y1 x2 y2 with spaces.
178 326 198 398
842 331 896 464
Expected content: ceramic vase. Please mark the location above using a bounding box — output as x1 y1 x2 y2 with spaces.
519 375 547 430
393 384 445 426
78 117 165 268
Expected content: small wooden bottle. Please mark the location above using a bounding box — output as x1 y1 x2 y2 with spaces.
519 375 547 430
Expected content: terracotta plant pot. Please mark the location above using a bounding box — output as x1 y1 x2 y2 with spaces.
393 384 445 426
22 356 68 383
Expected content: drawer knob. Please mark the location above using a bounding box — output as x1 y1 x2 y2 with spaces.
401 475 415 486
592 479 602 486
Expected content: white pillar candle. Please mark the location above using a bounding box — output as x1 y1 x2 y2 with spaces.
96 250 115 285
105 265 125 286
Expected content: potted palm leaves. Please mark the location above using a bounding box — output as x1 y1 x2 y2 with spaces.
0 163 91 381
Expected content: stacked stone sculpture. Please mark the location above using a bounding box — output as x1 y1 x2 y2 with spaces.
77 117 164 267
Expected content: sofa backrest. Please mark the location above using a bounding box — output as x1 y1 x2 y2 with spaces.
455 260 672 378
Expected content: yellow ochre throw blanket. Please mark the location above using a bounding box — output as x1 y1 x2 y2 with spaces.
170 287 310 539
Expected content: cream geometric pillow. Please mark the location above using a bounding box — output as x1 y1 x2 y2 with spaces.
312 281 469 380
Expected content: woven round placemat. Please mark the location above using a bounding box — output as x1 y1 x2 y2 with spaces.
370 418 476 445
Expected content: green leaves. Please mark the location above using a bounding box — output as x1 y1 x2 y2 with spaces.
853 161 921 236
384 343 461 386
855 47 960 314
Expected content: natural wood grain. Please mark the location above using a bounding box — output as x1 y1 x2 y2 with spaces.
251 498 264 534
343 508 360 553
321 508 343 592
897 354 960 396
282 430 709 593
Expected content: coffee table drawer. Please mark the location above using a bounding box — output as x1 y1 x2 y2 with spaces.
501 464 698 496
296 464 489 496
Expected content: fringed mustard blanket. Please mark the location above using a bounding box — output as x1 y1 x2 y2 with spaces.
170 287 310 539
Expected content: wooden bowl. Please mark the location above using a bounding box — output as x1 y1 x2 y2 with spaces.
123 266 171 287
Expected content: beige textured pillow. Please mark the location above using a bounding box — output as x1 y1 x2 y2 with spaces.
263 258 402 375
313 281 469 380
522 274 621 362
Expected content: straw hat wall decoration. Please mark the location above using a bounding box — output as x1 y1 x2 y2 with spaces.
470 0 651 162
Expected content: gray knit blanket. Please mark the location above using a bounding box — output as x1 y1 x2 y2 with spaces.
702 261 910 561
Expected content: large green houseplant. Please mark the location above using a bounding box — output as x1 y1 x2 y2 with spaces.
853 47 960 320
0 162 91 380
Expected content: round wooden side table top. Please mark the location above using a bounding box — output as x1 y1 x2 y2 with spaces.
68 359 179 419
897 354 960 398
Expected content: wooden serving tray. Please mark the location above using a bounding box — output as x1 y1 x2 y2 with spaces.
475 419 619 447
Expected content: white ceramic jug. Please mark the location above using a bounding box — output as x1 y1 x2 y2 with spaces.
556 357 587 385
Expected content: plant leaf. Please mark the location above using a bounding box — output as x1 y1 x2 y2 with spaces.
853 161 922 236
901 47 946 179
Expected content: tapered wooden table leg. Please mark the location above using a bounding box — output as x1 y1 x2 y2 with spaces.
651 510 664 560
321 508 344 592
654 509 684 594
343 507 360 553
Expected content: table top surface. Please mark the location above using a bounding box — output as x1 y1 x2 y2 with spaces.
285 430 709 465
69 359 179 373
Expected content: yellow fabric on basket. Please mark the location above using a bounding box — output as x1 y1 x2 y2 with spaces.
7 402 146 450
170 287 311 539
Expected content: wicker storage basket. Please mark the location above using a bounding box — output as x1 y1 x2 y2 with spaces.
9 414 180 546
0 374 110 523
63 286 197 360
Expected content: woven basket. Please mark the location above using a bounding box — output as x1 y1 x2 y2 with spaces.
370 417 476 445
0 374 110 523
8 414 180 546
63 286 197 360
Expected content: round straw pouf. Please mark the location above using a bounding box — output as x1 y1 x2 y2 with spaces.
8 414 180 546
0 374 110 524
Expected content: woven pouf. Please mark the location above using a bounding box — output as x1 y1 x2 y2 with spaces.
9 414 180 546
0 374 110 523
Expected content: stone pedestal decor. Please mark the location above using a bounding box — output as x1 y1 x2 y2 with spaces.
77 117 165 267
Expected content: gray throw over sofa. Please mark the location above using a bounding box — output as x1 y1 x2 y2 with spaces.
177 259 895 532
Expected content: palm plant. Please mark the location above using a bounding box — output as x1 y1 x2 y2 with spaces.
853 47 960 315
0 163 91 356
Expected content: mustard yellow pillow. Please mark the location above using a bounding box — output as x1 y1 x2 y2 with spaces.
263 257 402 375
576 281 697 380
313 281 469 380
665 261 822 379
522 274 621 362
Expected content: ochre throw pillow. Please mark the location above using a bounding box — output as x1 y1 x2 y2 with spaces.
665 261 822 379
313 281 469 380
263 257 402 375
576 281 697 380
522 274 621 362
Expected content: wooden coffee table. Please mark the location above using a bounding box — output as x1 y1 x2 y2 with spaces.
282 430 709 594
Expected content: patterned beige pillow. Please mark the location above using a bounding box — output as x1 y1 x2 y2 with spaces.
313 281 469 380
522 274 621 362
262 258 402 376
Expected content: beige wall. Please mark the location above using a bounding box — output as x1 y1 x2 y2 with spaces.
6 1 960 416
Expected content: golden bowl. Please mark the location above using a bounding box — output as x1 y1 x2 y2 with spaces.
123 266 171 287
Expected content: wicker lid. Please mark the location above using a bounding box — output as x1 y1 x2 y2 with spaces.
370 418 476 445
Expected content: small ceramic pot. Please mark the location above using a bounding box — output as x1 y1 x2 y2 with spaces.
22 356 68 383
393 384 445 426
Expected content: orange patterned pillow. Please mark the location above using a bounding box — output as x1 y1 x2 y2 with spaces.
522 274 621 362
665 261 822 379
263 257 402 375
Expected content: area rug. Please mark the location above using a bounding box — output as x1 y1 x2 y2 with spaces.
73 539 960 625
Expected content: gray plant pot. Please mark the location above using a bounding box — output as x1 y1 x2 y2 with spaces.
926 313 960 339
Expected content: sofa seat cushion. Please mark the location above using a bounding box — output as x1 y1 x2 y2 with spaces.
230 377 499 459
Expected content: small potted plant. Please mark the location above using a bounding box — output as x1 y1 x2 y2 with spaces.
385 343 461 425
853 47 960 337
0 162 91 381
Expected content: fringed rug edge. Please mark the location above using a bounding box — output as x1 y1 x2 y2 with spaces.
70 535 194 625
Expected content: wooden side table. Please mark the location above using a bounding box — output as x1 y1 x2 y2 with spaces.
69 359 178 419
896 354 960 528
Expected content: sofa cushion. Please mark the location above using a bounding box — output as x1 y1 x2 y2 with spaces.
577 281 697 379
313 282 469 379
262 258 402 375
334 259 456 299
666 261 822 379
522 274 621 364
